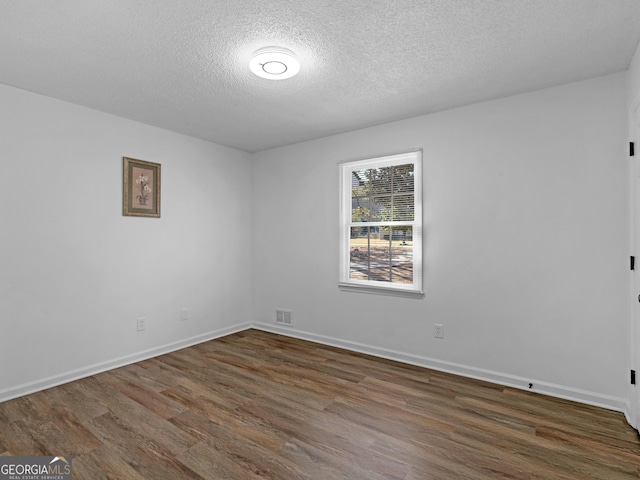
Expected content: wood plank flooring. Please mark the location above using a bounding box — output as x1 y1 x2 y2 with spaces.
1 329 640 479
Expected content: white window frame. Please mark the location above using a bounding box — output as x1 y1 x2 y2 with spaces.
338 150 423 298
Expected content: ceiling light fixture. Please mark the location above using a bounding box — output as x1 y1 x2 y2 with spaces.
249 47 300 80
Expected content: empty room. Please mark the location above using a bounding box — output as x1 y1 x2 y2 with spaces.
3 1 640 478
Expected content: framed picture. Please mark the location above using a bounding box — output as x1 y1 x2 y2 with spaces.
123 157 161 217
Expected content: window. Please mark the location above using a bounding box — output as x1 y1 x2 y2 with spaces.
339 150 423 297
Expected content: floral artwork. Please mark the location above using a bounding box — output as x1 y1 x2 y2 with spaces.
135 171 152 205
123 157 161 217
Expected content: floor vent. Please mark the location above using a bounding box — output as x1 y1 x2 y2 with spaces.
275 309 293 327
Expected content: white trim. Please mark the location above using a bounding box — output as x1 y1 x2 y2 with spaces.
0 320 628 415
628 95 640 430
252 322 628 413
0 322 252 404
337 148 423 167
338 282 424 298
339 149 423 294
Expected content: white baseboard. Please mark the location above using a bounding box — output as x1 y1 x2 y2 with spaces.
0 322 252 404
0 320 629 418
252 322 629 414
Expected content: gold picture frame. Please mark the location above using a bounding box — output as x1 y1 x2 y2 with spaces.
123 157 161 217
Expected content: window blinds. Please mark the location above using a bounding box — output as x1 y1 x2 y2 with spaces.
339 150 423 295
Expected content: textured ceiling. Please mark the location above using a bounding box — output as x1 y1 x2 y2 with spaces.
1 1 640 153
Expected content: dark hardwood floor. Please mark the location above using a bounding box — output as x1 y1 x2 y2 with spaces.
1 329 639 479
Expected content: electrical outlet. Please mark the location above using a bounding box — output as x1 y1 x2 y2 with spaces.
137 317 146 332
434 323 444 339
180 308 188 321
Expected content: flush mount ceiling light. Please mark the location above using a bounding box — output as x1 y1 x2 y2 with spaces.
249 47 300 80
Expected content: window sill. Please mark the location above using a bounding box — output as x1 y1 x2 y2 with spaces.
338 282 424 299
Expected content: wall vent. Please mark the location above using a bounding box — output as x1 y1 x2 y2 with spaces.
275 308 293 327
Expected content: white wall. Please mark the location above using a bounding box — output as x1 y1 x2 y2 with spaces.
628 41 640 107
0 84 253 399
0 70 631 412
252 72 629 410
